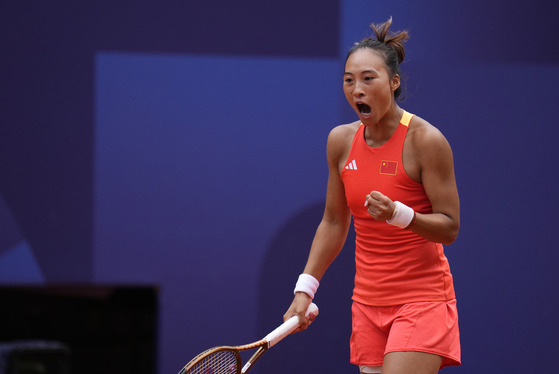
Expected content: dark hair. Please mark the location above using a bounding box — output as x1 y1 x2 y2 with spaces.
346 17 409 99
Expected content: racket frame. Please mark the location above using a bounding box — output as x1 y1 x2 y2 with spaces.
179 303 318 374
178 339 267 374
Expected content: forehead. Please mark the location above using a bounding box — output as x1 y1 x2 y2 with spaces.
344 48 387 74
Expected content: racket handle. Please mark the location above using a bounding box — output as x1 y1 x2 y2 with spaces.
264 303 319 348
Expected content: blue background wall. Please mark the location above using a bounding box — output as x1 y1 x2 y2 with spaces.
2 1 558 373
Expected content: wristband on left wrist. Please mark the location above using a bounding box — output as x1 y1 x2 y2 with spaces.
386 201 415 229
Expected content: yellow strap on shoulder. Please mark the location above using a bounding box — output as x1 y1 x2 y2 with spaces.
401 110 414 127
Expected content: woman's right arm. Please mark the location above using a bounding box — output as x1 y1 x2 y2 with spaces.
283 125 353 329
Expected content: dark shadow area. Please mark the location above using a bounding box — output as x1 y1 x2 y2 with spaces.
0 286 157 374
257 201 357 373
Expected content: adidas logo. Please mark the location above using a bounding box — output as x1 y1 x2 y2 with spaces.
345 159 358 170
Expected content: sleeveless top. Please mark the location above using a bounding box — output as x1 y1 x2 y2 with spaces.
340 111 455 306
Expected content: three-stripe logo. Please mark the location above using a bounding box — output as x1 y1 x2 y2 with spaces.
345 159 357 170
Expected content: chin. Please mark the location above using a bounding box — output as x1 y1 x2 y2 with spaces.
359 116 377 126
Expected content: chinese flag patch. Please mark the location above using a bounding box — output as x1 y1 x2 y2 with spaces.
380 160 398 175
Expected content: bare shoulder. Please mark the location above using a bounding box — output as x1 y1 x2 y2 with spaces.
408 115 453 157
327 121 360 150
327 121 360 163
328 120 360 140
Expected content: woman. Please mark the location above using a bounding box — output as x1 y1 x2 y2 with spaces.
284 18 461 374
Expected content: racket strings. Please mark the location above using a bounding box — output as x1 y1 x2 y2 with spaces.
185 350 240 374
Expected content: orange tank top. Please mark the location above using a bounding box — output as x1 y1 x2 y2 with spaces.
340 111 455 306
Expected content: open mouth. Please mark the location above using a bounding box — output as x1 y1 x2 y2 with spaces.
356 103 371 116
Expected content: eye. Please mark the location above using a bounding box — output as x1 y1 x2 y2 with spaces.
364 76 374 81
344 77 353 84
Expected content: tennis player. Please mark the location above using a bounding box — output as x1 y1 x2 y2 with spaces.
284 18 461 374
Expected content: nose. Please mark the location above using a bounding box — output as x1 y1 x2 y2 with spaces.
353 81 365 97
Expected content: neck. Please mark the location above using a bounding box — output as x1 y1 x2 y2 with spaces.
363 106 403 147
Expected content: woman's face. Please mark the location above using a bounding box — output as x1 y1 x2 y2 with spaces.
343 48 399 125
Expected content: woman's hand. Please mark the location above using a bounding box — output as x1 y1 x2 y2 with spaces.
283 292 315 333
364 191 395 221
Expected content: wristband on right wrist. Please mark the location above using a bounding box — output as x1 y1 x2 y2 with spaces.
293 273 319 300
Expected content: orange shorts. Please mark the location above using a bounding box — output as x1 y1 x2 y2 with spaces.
350 299 461 369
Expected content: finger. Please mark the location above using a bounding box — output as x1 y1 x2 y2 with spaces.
295 319 308 332
307 313 317 324
283 311 294 323
369 191 386 202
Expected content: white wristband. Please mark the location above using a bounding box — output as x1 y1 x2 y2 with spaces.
386 201 415 229
293 273 319 299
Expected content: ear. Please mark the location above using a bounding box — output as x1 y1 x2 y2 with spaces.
390 74 400 92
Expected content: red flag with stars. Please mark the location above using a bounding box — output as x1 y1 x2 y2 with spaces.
380 160 398 175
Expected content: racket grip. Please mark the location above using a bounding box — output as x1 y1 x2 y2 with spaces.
264 303 319 348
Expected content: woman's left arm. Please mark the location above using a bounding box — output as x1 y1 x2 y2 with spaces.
409 125 460 244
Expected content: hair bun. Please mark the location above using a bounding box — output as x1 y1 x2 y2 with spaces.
370 17 409 64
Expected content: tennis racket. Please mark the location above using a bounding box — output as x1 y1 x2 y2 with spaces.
178 303 319 374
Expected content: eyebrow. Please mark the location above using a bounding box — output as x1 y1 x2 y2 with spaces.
344 70 377 75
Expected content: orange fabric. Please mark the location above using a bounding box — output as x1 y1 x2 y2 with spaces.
350 300 461 368
340 111 455 306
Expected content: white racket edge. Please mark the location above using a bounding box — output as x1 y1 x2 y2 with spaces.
263 303 319 348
